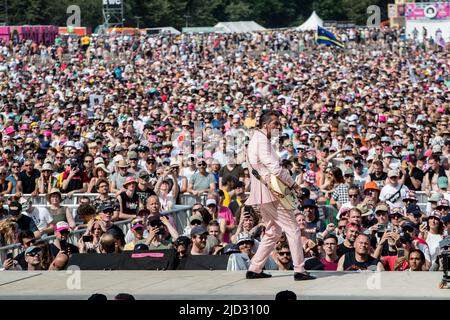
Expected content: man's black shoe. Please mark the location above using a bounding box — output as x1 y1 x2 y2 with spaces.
294 272 316 281
246 271 272 279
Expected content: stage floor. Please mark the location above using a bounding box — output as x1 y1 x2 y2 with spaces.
0 271 448 300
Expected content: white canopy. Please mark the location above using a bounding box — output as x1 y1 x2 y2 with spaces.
214 21 266 33
297 11 323 31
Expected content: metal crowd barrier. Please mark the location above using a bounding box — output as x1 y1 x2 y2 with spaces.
0 205 191 259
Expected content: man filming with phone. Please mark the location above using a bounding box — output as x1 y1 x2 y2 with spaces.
49 221 79 257
61 158 89 197
143 216 176 250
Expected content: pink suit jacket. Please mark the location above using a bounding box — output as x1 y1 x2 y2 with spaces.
245 130 295 206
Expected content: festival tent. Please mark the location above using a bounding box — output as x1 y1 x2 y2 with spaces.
213 21 266 33
297 11 323 31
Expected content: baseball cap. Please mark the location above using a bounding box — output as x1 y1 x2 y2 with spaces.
390 207 404 217
302 199 317 209
438 176 448 189
403 191 417 202
235 232 254 245
402 221 419 234
375 203 389 213
437 199 450 209
364 181 380 192
98 203 114 213
174 236 191 248
344 168 354 176
387 169 399 178
442 214 450 224
127 151 138 160
223 243 240 254
8 201 22 216
131 218 144 230
190 226 208 237
55 221 70 232
406 204 421 216
428 192 443 202
428 210 442 220
189 214 204 224
344 156 354 163
205 199 217 207
25 246 41 256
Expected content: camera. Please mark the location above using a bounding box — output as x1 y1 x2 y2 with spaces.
82 235 93 242
69 158 79 169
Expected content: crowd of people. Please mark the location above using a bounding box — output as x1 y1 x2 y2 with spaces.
0 26 449 273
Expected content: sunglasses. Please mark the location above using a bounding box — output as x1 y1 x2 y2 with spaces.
25 239 36 246
197 163 206 167
348 194 358 198
27 250 41 257
376 211 388 216
11 165 20 168
278 251 291 256
147 160 156 164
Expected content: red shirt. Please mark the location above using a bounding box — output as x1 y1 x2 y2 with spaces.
320 258 338 271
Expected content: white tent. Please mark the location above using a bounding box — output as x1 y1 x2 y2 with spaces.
214 21 266 33
297 11 323 31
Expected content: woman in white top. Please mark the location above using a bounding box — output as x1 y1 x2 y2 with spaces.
419 210 444 263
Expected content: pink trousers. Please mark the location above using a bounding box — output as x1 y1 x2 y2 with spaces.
249 201 305 273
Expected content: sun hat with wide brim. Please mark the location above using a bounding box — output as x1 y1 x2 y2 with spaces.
93 164 110 176
123 176 138 187
46 188 62 201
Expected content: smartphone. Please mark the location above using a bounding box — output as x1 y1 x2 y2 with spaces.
82 235 93 242
6 251 13 260
421 222 427 229
60 239 68 251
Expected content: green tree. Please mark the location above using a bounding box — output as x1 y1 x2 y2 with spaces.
225 1 253 21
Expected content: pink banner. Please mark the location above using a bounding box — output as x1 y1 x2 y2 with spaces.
406 2 450 21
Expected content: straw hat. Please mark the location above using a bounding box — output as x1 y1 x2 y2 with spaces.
46 188 62 201
93 164 110 176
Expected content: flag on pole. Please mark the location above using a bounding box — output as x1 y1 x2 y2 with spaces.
316 26 344 48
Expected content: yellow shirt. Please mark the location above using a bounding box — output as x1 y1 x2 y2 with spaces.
221 188 231 207
244 117 256 129
81 36 90 46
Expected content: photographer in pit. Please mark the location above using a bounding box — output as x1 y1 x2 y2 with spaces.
61 158 89 197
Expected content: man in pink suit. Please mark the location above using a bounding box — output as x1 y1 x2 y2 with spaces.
245 110 315 281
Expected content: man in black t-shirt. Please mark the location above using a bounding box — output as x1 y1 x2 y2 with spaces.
219 159 244 187
136 171 156 205
337 234 384 271
49 221 79 257
8 201 39 238
336 222 360 258
16 159 40 196
401 155 424 191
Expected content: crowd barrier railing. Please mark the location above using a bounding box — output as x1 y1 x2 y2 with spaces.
0 205 191 259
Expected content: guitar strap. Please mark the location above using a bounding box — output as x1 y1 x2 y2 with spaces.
246 130 288 204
